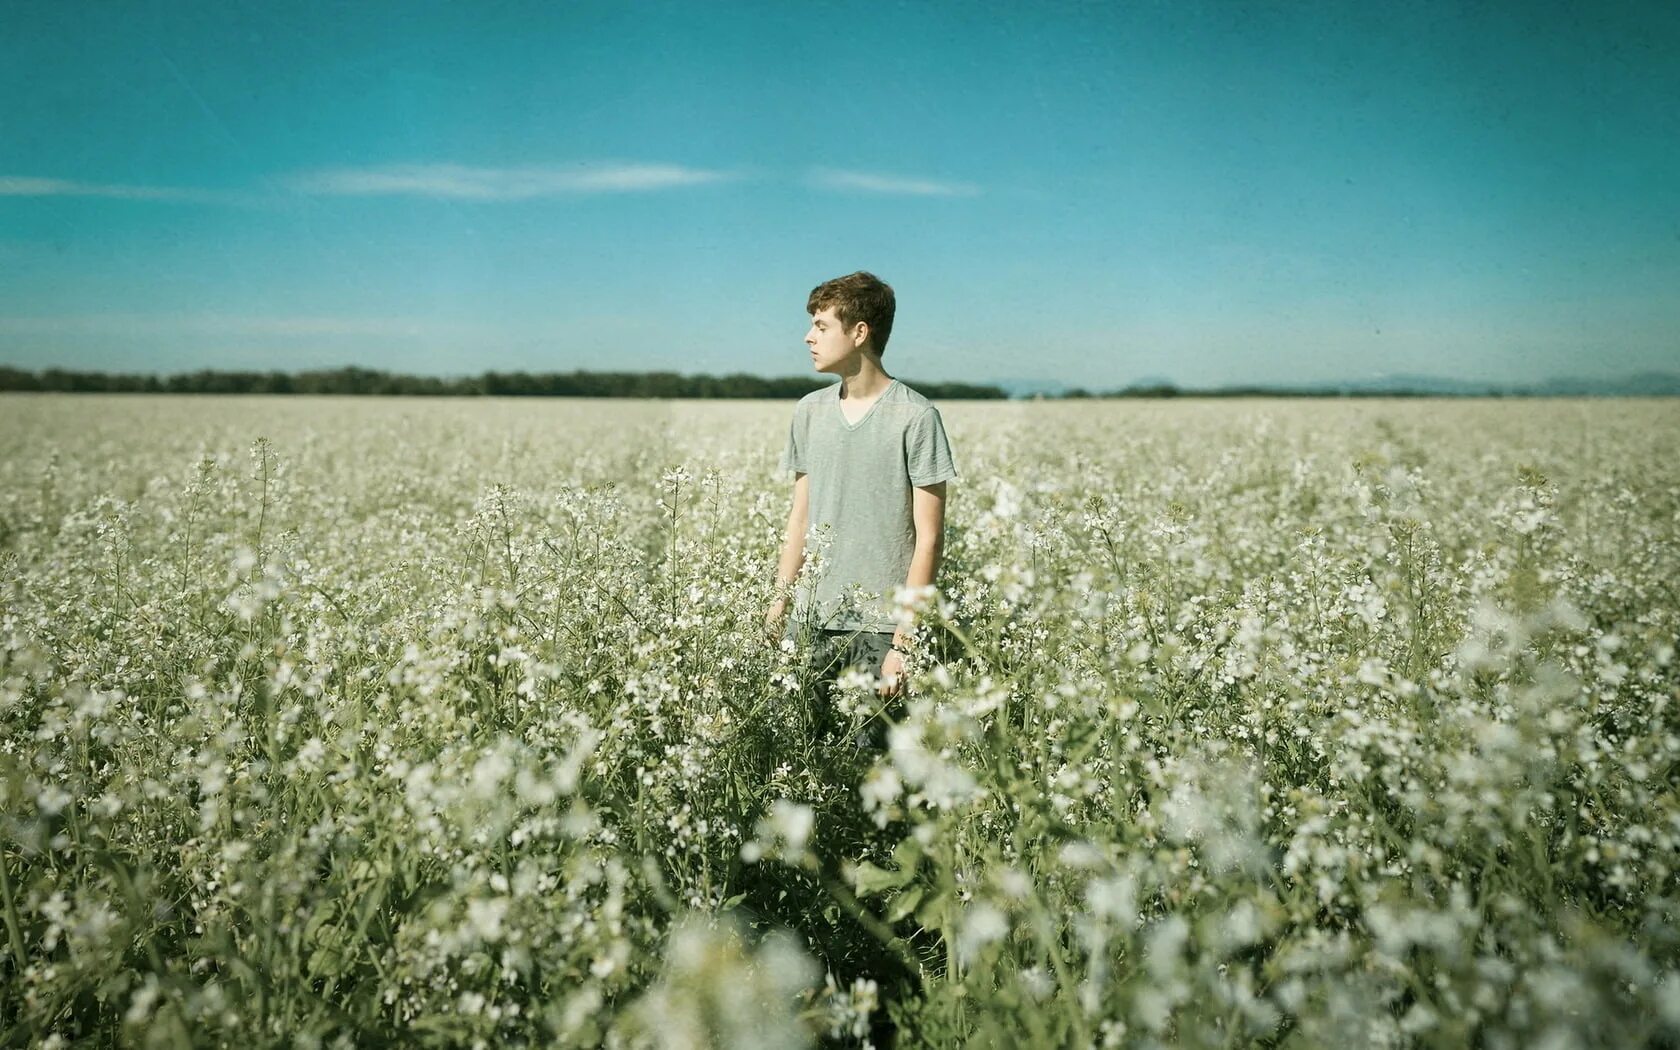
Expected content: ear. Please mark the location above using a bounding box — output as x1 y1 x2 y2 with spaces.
850 320 870 347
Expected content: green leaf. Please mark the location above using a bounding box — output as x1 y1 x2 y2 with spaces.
852 860 912 897
308 943 349 979
887 885 924 922
915 889 952 934
302 906 336 946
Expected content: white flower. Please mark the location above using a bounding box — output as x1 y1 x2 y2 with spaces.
1086 873 1136 925
764 800 814 863
890 584 939 628
1059 841 1106 869
954 902 1008 967
466 896 509 942
36 783 72 816
744 799 815 866
296 737 326 770
859 765 903 813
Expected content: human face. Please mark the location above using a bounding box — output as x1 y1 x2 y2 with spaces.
805 306 864 375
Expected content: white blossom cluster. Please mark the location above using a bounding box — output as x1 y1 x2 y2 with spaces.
0 394 1676 1048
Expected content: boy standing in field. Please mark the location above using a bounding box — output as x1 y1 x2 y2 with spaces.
763 271 958 737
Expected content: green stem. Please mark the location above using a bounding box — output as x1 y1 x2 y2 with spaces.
0 847 27 975
813 866 923 976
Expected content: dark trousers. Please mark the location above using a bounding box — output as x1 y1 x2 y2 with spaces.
807 628 897 748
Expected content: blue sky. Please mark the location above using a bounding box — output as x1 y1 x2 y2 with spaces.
3 0 1676 388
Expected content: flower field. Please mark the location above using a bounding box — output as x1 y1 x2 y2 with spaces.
2 393 1677 1048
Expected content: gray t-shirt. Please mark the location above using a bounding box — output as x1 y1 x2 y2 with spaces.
779 377 958 632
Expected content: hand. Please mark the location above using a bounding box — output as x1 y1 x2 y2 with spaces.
762 599 787 646
877 647 906 698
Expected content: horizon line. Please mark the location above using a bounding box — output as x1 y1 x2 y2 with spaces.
2 362 1674 397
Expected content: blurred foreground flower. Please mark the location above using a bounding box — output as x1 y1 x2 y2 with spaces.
620 913 818 1050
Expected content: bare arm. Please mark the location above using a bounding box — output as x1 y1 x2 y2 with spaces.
891 481 947 650
765 472 809 633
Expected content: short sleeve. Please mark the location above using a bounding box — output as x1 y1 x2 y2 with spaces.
906 406 957 487
778 410 806 475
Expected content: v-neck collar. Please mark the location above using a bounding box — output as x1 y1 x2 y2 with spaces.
837 378 897 431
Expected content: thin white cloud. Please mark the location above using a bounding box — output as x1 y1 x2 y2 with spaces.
0 314 492 339
0 176 240 204
285 162 734 199
3 164 966 205
808 168 981 197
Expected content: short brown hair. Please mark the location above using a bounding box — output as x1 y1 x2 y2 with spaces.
807 271 896 357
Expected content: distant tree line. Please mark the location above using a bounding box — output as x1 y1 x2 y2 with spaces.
1052 383 1415 398
0 366 1008 400
1051 377 1680 398
1057 384 1494 399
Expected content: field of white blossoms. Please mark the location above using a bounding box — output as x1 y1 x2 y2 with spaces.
2 393 1677 1049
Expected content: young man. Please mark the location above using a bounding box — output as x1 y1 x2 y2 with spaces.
764 271 957 737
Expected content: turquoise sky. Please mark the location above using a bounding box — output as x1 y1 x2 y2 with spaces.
3 1 1676 387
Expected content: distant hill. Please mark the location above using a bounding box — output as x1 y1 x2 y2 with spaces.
1328 373 1514 396
1525 371 1680 396
993 370 1680 398
1322 372 1680 397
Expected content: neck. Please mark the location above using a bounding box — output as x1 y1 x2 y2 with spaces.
836 354 893 399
